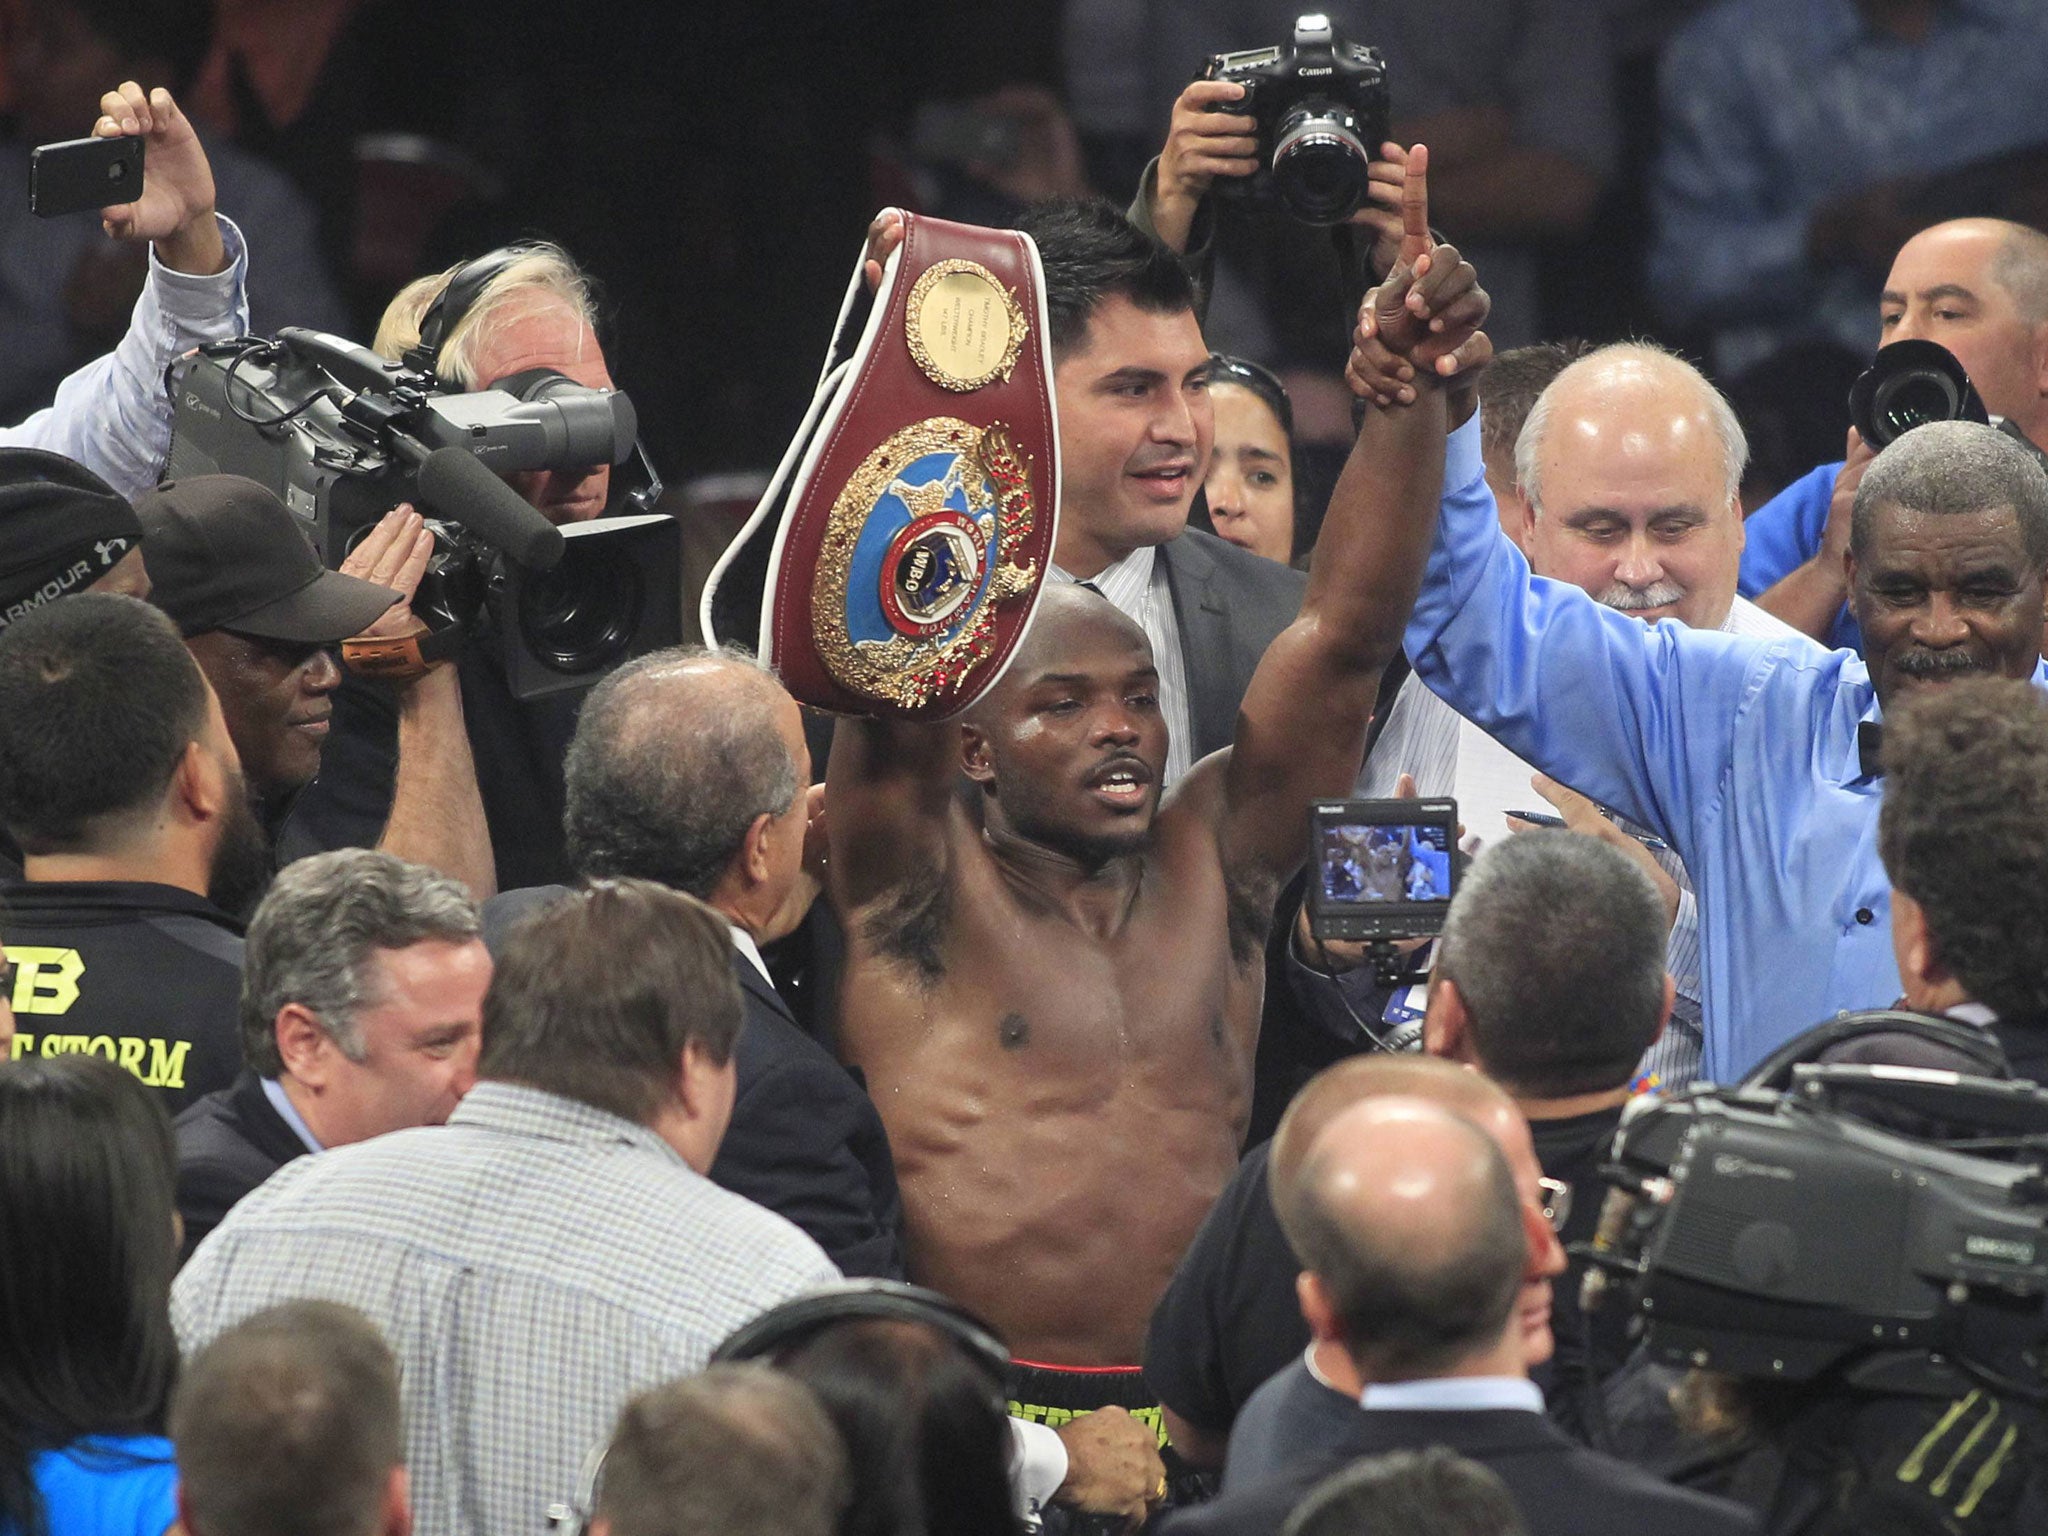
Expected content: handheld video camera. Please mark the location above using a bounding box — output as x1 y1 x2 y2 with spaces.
1202 13 1392 226
166 328 681 700
1582 1066 2048 1396
1305 797 1457 944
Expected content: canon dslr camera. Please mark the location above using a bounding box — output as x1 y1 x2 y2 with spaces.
1203 12 1391 226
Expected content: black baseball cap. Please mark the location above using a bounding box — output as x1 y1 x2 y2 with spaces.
133 476 399 642
0 449 144 633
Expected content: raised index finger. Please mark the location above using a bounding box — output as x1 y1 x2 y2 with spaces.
1400 143 1431 261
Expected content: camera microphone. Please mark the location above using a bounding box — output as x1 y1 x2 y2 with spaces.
417 447 566 571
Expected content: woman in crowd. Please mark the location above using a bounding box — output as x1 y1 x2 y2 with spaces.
0 1056 181 1536
1198 355 1308 567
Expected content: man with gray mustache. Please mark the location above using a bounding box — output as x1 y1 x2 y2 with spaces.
1348 344 1804 1089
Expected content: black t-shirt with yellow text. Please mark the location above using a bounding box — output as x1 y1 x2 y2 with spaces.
1 880 243 1115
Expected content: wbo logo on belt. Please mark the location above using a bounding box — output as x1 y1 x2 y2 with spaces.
703 212 1061 720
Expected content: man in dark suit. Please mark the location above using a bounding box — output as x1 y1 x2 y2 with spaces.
482 644 903 1279
1159 1096 1755 1536
175 848 490 1257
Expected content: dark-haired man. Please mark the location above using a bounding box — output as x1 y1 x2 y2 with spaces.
0 593 264 1109
1880 676 2048 1076
866 198 1307 780
173 880 837 1536
831 158 1488 1433
172 1300 410 1536
1159 1099 1754 1536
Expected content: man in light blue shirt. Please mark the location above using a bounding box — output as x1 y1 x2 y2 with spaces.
0 83 250 498
1400 406 2048 1082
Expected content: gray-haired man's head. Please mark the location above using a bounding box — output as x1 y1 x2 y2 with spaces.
564 646 816 942
241 848 489 1148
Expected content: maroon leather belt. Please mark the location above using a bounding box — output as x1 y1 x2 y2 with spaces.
702 210 1061 719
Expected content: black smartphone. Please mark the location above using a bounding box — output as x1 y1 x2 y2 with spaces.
31 135 145 218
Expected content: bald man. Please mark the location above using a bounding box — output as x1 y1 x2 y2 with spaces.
1744 218 2048 650
1161 1096 1754 1536
826 172 1487 1434
1212 1058 1565 1485
1340 343 1804 1088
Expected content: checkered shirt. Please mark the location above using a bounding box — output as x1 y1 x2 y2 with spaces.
172 1081 840 1536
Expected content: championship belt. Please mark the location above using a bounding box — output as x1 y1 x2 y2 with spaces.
701 211 1060 719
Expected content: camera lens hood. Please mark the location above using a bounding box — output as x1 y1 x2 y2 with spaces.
1848 338 1987 449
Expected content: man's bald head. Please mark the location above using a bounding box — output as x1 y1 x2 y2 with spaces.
1271 1053 1513 1193
1282 1098 1526 1380
1512 343 1750 630
1883 220 2048 443
564 645 804 897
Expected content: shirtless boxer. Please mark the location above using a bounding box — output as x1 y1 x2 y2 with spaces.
827 152 1491 1431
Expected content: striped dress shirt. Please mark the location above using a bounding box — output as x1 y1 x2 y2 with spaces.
172 1081 839 1536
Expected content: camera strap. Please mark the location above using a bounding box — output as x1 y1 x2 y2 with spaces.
341 621 468 683
700 211 1061 720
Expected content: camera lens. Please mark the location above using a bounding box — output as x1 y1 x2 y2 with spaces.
1271 101 1370 225
1848 339 1987 449
1869 369 1964 446
517 542 642 676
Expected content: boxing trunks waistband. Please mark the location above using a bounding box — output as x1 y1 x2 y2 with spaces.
701 209 1061 721
1009 1360 1166 1446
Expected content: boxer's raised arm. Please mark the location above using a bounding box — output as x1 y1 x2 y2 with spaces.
1195 149 1492 888
825 716 962 911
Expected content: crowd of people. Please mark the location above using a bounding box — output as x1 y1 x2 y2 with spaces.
5 7 2048 1534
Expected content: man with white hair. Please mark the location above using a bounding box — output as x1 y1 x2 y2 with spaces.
1329 344 1805 1088
283 244 629 889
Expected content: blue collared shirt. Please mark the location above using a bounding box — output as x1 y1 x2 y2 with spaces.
1360 1376 1545 1414
1405 415 2048 1083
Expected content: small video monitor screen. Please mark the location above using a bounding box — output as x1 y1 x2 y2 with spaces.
1319 820 1453 905
1307 797 1458 942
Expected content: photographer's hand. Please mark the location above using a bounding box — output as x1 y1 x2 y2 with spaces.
1349 141 1412 281
341 506 434 643
1755 427 1873 643
1150 79 1259 254
93 82 226 277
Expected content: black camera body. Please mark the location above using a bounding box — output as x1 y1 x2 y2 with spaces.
167 329 680 700
1203 13 1391 226
1590 1071 2048 1393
